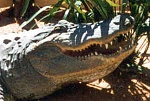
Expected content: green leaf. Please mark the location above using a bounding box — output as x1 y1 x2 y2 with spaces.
74 1 87 22
46 0 64 22
106 0 120 7
19 6 51 29
21 0 30 18
63 8 71 20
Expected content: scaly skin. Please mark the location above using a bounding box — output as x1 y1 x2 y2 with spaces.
0 14 135 100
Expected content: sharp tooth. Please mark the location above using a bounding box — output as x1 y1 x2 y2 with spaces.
78 56 83 61
105 44 108 49
132 40 134 45
129 45 131 48
75 56 78 59
82 56 85 60
95 52 98 55
130 29 134 33
110 41 113 45
99 53 102 56
119 47 122 51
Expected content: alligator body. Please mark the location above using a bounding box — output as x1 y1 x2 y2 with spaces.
0 14 135 100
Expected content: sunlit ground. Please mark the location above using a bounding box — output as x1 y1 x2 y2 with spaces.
136 35 150 68
87 78 150 100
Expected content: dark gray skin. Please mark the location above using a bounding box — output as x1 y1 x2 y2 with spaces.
0 14 135 100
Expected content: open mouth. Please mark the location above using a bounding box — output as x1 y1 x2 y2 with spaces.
63 29 135 59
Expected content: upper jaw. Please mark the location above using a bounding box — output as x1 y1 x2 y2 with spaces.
33 14 135 60
54 15 135 59
27 14 135 79
47 14 134 46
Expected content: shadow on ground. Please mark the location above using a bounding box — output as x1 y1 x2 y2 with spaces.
23 36 150 101
19 69 149 101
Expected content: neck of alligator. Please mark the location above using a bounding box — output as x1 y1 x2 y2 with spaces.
0 14 135 99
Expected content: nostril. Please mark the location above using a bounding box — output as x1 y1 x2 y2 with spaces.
3 39 11 44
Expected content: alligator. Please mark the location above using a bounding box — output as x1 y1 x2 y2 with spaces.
0 14 135 100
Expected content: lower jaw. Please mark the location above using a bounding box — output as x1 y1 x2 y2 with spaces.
5 46 136 100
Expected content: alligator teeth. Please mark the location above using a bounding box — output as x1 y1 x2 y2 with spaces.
64 27 134 59
131 40 134 45
95 52 98 55
110 41 113 45
101 54 103 56
105 44 108 49
119 47 122 51
130 29 134 34
85 55 88 58
99 44 102 47
129 45 131 48
126 32 129 36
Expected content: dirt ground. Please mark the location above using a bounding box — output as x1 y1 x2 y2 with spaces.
0 7 150 101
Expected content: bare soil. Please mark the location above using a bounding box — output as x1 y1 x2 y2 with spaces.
0 7 150 101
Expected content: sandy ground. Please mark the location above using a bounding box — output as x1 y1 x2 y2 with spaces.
0 7 150 101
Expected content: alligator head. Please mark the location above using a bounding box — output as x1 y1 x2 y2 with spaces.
0 14 135 99
28 14 135 81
